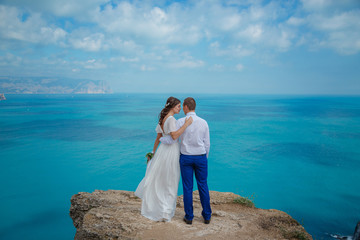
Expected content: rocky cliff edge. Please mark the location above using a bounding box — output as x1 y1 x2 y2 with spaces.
70 190 312 240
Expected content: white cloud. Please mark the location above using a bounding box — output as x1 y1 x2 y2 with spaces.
0 5 67 44
2 0 358 56
201 1 297 52
0 0 359 80
220 15 242 31
287 17 305 26
276 28 294 51
235 64 244 71
322 30 360 55
0 53 22 66
301 0 328 11
208 64 224 72
297 8 360 54
168 59 204 69
106 37 143 53
197 1 242 34
249 5 265 20
81 59 106 69
140 65 154 71
237 24 263 42
120 57 139 62
210 41 253 58
309 10 360 31
93 2 201 45
0 0 108 19
41 27 67 43
300 0 358 12
69 31 105 51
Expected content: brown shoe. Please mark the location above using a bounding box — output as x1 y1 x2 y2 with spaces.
183 217 192 225
204 218 211 224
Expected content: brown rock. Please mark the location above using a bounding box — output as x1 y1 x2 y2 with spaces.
70 190 312 240
354 221 360 240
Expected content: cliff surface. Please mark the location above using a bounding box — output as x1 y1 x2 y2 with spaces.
70 190 312 240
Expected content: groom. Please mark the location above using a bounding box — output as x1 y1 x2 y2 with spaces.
161 97 212 224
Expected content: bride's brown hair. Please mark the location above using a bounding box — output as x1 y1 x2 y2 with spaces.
158 97 181 125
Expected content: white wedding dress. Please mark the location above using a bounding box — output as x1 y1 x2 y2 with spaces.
135 116 180 221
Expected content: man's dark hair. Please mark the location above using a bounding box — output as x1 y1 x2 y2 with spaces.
183 97 196 111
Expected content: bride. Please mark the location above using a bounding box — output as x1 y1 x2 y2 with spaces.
135 97 193 221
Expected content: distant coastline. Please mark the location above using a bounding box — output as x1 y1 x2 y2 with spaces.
0 76 112 94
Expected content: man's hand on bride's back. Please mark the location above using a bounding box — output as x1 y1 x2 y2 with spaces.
185 116 193 126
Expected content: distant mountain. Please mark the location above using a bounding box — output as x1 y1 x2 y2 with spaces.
0 76 112 94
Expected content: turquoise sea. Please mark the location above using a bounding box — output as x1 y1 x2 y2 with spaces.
0 94 359 239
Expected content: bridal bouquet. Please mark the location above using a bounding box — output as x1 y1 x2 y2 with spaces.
145 152 154 164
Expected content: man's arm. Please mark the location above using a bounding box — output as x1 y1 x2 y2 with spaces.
170 117 192 140
204 122 210 158
160 135 176 144
160 118 186 144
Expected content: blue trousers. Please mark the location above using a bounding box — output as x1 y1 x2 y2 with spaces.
180 154 212 221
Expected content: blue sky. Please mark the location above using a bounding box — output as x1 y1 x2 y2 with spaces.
0 0 359 94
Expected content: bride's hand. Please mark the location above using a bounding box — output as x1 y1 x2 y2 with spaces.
185 116 193 126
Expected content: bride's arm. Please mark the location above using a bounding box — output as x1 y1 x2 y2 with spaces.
152 133 162 153
170 117 193 140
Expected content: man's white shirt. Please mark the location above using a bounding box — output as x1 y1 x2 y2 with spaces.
160 112 210 157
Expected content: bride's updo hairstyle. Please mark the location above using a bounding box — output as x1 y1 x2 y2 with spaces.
158 97 181 125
